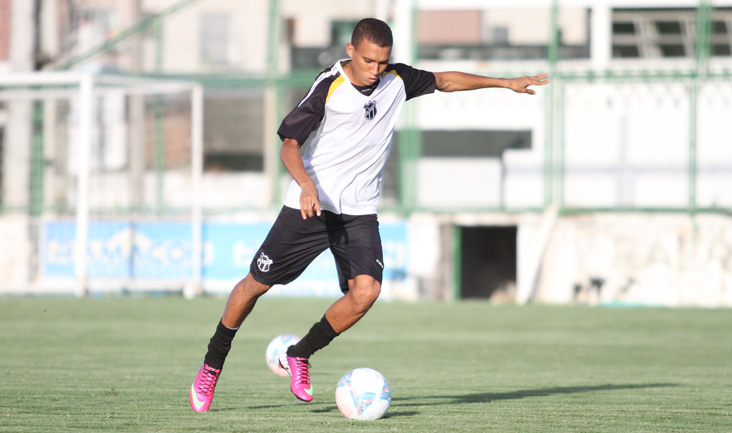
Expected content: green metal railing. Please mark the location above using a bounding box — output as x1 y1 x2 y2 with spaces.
57 0 204 72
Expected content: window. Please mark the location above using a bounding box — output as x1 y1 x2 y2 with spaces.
713 44 732 56
612 8 732 59
613 45 640 58
203 89 264 172
713 20 728 34
613 22 636 35
421 130 531 157
660 44 685 57
656 21 683 35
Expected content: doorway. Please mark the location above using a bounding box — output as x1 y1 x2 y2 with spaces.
458 226 517 300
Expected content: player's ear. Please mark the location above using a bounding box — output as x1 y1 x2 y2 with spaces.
346 43 355 58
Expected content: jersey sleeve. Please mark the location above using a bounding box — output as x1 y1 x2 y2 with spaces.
277 77 332 146
392 63 437 101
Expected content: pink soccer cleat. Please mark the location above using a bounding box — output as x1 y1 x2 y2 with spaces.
278 353 314 402
190 363 221 412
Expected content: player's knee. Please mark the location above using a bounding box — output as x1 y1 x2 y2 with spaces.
350 278 381 310
236 274 270 298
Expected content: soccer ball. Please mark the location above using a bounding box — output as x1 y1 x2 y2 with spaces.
265 334 300 376
335 368 391 420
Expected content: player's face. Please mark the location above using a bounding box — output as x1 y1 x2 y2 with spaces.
346 40 392 87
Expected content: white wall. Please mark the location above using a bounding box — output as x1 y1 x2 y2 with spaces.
535 214 732 307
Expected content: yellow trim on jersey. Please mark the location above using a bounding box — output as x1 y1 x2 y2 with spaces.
381 69 400 79
326 75 347 103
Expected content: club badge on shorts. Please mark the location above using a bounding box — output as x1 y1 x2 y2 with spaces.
257 252 273 272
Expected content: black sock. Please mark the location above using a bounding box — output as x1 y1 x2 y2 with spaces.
287 315 339 359
204 320 238 370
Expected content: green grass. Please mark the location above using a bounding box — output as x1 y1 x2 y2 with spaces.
1 296 731 432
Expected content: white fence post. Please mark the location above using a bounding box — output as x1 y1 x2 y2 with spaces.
74 73 94 297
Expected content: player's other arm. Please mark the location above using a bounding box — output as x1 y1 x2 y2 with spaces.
433 72 549 95
280 137 321 219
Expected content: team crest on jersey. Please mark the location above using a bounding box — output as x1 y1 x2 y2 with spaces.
363 100 377 120
257 252 273 272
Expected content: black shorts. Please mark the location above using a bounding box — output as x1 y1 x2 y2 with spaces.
250 206 384 293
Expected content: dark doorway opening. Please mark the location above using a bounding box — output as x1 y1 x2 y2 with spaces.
459 226 517 300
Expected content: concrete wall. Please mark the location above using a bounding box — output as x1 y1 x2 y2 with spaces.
536 213 732 307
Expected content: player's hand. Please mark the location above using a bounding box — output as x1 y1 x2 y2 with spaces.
299 183 321 219
508 74 550 95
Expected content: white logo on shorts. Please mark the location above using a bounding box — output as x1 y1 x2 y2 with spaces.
376 258 384 269
257 252 273 272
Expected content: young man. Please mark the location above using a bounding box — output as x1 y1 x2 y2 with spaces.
190 18 549 412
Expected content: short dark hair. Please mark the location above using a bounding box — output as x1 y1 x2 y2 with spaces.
351 18 393 49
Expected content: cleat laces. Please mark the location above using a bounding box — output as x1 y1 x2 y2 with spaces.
198 366 220 396
294 358 311 385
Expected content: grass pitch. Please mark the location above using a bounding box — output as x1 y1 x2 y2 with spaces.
1 296 731 432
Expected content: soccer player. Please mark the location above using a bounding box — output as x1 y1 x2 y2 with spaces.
190 17 549 412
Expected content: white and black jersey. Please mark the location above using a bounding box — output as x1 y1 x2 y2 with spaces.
277 60 436 215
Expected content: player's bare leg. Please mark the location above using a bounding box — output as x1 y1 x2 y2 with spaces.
221 273 271 328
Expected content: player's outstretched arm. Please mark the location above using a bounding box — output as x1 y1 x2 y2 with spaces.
433 72 550 95
280 137 321 219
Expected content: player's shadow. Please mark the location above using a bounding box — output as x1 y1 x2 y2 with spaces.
245 384 676 419
207 407 238 412
394 383 677 407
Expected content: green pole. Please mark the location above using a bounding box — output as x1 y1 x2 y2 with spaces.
544 0 560 209
397 2 421 215
689 80 698 221
409 2 422 214
548 0 560 66
154 19 165 216
266 0 280 83
267 0 284 205
453 225 462 301
154 109 165 216
689 0 711 224
558 81 566 209
696 0 712 78
30 101 44 216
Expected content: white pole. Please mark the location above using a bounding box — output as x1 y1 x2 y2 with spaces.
590 2 612 71
75 74 94 297
6 0 35 211
392 0 414 64
187 83 204 298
